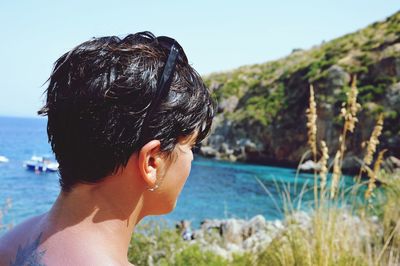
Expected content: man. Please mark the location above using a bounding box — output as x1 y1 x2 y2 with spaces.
0 31 215 265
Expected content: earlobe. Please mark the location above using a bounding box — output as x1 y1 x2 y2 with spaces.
138 140 161 187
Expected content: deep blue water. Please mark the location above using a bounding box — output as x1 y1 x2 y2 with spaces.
0 116 322 229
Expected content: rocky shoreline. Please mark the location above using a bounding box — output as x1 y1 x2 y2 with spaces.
176 211 382 260
198 141 400 175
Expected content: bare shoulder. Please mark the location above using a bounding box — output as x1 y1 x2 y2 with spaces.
0 214 45 265
1 213 133 265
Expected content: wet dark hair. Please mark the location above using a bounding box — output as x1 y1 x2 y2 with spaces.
38 31 215 192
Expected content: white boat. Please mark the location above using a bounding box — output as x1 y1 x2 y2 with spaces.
23 156 59 172
0 155 9 163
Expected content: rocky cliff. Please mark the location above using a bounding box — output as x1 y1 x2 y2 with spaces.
201 11 400 171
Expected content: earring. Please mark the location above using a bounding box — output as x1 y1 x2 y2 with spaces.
148 172 159 192
148 183 159 192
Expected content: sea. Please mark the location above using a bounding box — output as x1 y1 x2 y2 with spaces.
0 116 322 230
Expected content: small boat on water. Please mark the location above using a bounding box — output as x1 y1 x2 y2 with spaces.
23 156 59 172
0 155 9 163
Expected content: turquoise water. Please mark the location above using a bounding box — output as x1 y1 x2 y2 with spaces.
0 116 326 228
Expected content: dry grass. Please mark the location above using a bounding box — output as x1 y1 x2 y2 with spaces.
365 149 387 200
306 85 317 159
255 77 400 266
319 140 329 195
306 84 319 205
363 114 384 166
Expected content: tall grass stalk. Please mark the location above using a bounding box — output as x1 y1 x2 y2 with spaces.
306 85 319 209
255 78 399 266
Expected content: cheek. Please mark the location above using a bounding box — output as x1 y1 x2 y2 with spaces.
182 155 192 178
162 153 192 209
172 153 192 189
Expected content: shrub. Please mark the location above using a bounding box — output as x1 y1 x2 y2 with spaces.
172 245 227 266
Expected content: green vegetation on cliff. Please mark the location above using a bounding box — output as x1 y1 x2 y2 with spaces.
203 11 400 165
206 11 399 118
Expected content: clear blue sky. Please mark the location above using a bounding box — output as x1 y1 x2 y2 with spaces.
0 1 398 117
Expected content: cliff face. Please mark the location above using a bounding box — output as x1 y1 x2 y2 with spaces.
202 12 400 170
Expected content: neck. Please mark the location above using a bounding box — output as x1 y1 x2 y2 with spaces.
45 170 146 260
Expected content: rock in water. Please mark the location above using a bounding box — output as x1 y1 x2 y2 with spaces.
299 160 321 171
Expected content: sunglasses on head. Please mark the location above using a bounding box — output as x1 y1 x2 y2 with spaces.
137 32 188 144
150 36 188 113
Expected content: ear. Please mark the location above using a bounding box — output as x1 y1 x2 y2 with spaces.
138 140 162 188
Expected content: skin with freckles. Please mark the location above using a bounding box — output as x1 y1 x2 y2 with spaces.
0 134 197 266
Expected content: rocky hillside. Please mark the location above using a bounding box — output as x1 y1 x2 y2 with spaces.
201 11 400 171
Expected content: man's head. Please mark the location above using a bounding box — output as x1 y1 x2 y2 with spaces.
39 31 215 192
